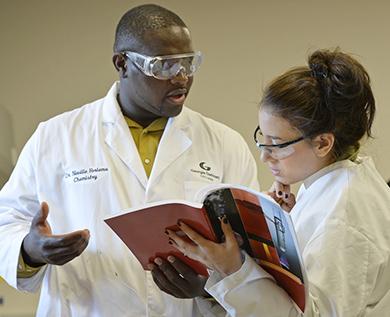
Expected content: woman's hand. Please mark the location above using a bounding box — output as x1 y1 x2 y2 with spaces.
267 181 296 212
166 216 243 278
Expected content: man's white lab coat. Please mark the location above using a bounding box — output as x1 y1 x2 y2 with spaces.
0 83 259 316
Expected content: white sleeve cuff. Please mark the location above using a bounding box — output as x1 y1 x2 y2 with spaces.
205 252 273 294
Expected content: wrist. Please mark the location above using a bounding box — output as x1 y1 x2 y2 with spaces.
21 238 45 267
219 254 244 277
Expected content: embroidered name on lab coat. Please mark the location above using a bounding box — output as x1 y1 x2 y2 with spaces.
64 167 109 183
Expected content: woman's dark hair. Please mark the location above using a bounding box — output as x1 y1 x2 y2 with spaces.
260 49 376 161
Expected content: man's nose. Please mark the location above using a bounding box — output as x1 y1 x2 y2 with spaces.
170 67 189 85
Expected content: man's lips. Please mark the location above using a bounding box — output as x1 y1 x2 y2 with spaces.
166 88 188 104
167 88 187 97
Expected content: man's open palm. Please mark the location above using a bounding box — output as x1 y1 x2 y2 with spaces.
22 202 90 267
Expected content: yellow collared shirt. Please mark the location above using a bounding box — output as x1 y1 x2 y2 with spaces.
125 116 168 177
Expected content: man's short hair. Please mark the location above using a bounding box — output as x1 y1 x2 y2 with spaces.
113 4 187 53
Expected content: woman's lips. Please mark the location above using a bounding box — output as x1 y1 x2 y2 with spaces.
270 168 280 176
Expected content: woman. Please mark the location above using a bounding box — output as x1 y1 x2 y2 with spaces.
166 49 390 316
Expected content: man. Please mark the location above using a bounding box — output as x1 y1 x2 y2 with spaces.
0 4 258 316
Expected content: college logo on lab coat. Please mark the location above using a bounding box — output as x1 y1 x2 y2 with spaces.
190 162 220 182
64 167 109 183
199 162 211 171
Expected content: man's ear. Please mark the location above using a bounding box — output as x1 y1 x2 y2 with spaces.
112 53 127 78
312 133 335 158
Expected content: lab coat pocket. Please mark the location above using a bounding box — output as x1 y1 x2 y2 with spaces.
184 181 212 202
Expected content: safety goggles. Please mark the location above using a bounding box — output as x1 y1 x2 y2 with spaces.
254 126 305 160
123 51 202 80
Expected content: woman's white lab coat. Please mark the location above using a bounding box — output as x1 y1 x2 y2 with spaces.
0 83 259 317
205 157 390 317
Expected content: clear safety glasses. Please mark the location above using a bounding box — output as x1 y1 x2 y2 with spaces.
123 51 202 80
253 126 305 160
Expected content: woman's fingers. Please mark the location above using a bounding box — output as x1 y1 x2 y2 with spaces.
176 221 209 246
166 228 201 260
166 219 244 277
273 182 290 199
219 215 238 248
281 192 296 212
267 181 295 210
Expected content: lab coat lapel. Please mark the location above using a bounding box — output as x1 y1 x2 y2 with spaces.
149 110 192 182
105 125 148 188
101 83 148 188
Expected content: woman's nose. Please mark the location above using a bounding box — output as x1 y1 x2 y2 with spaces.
260 148 272 162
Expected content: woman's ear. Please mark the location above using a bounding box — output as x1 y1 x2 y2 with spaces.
312 133 334 158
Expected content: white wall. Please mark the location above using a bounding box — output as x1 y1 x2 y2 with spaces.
1 0 390 313
1 0 390 186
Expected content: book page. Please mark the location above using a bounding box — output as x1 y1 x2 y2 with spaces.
197 183 307 313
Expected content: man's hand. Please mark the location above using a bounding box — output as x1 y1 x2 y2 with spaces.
150 256 209 298
22 202 90 267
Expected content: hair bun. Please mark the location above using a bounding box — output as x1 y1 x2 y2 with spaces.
309 61 329 80
308 50 334 81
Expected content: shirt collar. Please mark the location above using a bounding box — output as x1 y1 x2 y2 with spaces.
124 116 168 132
303 158 359 189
